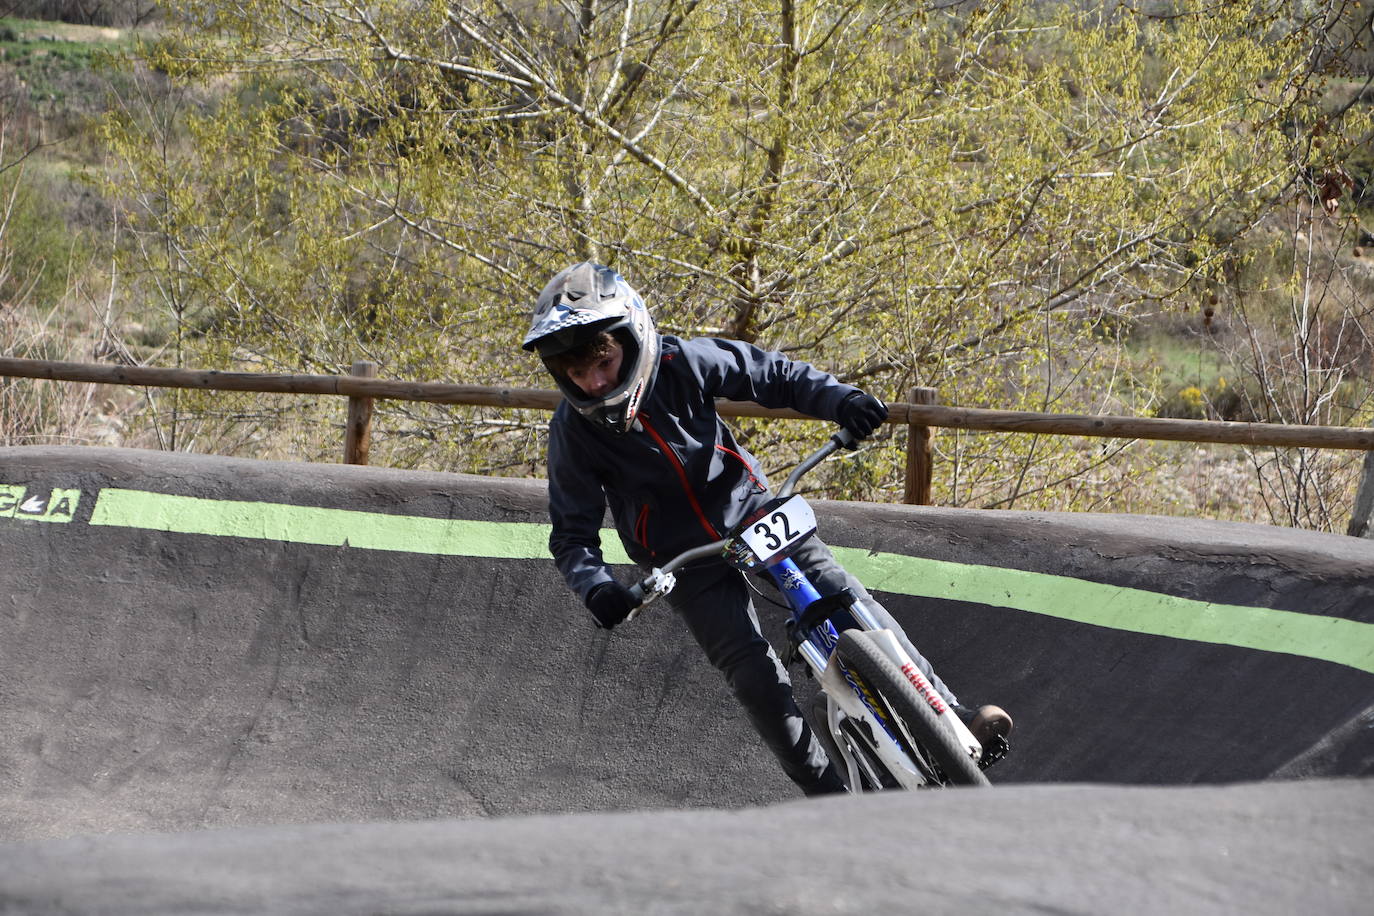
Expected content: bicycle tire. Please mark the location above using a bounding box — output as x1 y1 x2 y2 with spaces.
835 629 990 788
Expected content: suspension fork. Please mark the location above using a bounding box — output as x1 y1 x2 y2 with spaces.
766 557 832 673
766 555 885 662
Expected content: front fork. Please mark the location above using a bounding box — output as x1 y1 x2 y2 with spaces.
768 558 982 790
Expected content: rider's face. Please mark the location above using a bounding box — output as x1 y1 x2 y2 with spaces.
566 340 625 398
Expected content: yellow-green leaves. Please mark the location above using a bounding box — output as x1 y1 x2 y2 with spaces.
102 1 1371 506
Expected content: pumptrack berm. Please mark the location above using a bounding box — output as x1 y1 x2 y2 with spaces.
1 445 1371 914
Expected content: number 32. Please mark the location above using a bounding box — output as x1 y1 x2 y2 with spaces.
752 511 797 552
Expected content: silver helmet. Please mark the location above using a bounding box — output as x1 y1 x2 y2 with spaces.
522 262 660 434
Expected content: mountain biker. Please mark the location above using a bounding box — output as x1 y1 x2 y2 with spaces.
523 261 1011 796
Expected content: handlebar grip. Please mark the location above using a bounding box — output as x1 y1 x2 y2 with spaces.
627 581 648 606
832 428 858 450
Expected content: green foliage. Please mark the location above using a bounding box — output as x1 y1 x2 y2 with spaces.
0 17 132 112
0 171 90 309
96 0 1374 520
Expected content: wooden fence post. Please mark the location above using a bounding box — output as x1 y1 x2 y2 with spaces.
904 386 937 505
1349 450 1374 539
344 360 377 465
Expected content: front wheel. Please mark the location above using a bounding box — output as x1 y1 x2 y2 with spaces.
834 629 989 788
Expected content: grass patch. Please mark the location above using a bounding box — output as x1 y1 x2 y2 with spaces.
1123 318 1251 420
0 16 136 115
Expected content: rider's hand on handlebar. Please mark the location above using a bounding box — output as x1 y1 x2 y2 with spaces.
586 581 638 630
838 391 888 443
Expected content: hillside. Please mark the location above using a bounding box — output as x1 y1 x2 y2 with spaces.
3 6 1373 531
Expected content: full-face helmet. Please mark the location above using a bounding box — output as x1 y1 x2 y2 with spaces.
522 262 660 434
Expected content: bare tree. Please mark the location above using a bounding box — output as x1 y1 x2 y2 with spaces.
99 1 1374 513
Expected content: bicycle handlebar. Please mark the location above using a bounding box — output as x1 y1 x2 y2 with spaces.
625 427 858 614
779 429 852 497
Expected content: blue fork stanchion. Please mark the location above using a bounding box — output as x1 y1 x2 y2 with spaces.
765 556 821 608
767 556 843 655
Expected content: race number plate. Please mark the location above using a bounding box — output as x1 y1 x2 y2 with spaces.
739 495 817 565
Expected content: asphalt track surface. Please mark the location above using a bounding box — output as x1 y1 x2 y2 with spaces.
2 445 1372 914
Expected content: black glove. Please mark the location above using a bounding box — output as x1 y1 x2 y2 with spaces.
586 581 638 630
838 391 888 442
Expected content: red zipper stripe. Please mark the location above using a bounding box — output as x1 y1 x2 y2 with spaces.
635 504 651 549
715 444 764 492
638 413 720 541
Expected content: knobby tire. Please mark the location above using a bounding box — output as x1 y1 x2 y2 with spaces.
835 629 990 788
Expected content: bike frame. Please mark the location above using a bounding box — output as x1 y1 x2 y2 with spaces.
630 430 983 792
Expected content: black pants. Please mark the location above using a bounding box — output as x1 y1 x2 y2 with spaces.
662 537 956 795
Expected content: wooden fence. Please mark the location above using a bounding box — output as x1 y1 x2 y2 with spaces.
3 355 1373 537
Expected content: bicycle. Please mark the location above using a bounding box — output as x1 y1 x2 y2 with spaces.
626 427 1004 791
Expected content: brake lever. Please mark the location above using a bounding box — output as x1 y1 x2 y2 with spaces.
625 568 678 621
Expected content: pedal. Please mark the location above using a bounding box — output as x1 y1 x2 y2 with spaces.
978 735 1010 770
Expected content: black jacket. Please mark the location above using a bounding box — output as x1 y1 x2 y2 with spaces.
546 335 860 601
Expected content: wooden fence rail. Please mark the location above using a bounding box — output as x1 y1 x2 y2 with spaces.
3 356 1373 536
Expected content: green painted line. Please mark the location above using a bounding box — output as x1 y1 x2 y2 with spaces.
88 488 633 563
831 547 1374 676
83 488 1372 675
